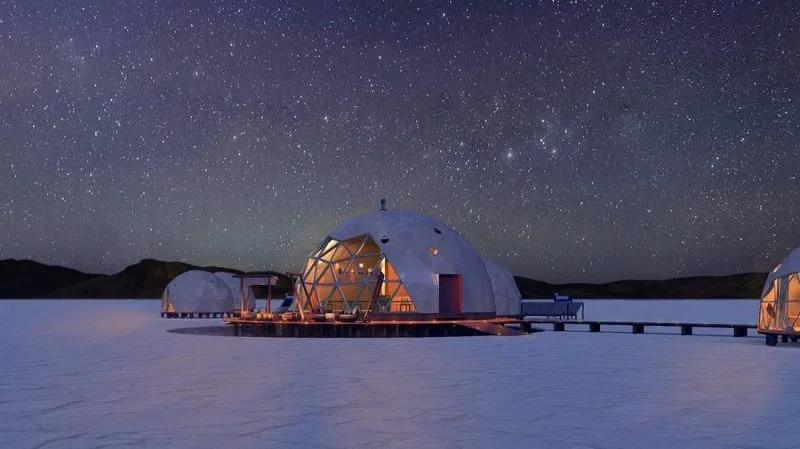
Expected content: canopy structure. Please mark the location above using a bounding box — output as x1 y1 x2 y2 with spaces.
232 274 279 312
758 246 800 333
161 270 234 314
294 204 500 317
212 272 261 311
482 257 522 316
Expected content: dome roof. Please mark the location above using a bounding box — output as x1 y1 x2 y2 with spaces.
762 245 800 297
325 209 495 313
162 270 234 313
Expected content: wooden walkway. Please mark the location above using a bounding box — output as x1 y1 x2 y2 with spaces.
525 319 756 337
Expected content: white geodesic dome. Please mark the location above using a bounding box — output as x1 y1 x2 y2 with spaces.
161 270 235 314
482 257 522 316
296 208 496 314
214 271 255 310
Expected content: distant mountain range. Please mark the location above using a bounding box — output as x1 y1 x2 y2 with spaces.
0 258 293 299
513 273 766 299
0 258 766 300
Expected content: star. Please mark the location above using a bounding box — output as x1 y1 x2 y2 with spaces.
0 0 796 283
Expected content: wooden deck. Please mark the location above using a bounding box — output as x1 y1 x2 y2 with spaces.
525 319 755 337
758 330 800 346
222 317 535 338
162 312 235 319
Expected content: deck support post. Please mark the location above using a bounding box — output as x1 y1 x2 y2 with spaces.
553 322 565 332
589 322 600 332
766 334 778 346
520 321 532 333
782 335 789 343
632 323 644 334
681 325 692 335
733 326 747 337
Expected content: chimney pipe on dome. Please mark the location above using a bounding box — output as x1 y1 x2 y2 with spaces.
380 198 386 211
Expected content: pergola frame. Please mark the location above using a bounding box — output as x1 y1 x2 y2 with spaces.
232 274 277 314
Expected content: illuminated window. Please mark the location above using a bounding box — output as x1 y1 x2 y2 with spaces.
296 234 417 314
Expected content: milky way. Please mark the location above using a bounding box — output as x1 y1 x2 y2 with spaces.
1 1 798 282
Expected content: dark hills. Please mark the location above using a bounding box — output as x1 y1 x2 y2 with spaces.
0 258 766 300
514 272 766 299
0 259 103 298
0 258 293 299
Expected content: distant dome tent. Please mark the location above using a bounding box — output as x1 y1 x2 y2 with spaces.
294 203 516 318
161 270 235 315
758 246 800 334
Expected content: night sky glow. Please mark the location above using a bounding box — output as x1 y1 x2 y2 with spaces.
1 1 798 282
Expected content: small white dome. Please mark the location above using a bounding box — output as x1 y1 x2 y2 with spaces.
162 270 234 313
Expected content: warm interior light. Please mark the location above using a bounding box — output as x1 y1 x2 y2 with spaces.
429 247 439 256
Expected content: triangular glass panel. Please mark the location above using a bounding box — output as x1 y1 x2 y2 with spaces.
319 239 339 261
315 264 333 284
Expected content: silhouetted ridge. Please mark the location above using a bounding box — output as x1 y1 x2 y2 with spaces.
0 258 766 299
0 259 103 298
515 272 766 299
1 259 292 299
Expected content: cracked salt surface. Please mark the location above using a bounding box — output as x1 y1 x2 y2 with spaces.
1 299 797 449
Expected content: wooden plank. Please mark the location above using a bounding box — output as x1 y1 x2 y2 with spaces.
457 321 528 336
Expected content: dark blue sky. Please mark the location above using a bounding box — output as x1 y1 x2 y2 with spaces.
1 0 797 282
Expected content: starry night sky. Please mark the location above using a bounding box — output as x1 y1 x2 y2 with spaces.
1 1 798 282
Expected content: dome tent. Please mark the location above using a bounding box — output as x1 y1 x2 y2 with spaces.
214 271 255 311
161 270 235 314
758 246 800 334
295 206 497 316
482 257 522 316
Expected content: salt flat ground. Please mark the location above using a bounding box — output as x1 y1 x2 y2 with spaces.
1 299 797 449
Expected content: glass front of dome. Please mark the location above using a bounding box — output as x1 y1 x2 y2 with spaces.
296 234 416 314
